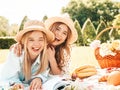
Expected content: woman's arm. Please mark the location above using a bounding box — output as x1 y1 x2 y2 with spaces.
29 78 42 90
0 49 22 83
47 46 62 75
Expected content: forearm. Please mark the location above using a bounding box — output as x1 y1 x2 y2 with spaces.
31 69 49 83
49 57 62 75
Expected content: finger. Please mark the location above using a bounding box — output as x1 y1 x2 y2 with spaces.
9 44 14 50
14 44 17 54
17 44 22 56
19 84 24 89
16 43 21 56
16 46 19 56
14 43 18 55
51 46 54 50
19 44 22 56
48 46 54 51
30 81 42 90
13 84 20 89
30 81 36 90
33 83 42 90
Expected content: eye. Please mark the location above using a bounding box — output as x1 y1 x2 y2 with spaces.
39 37 44 41
39 39 44 41
28 38 34 41
56 27 60 31
63 32 67 36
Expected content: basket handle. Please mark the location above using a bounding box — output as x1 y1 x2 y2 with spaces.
95 26 120 40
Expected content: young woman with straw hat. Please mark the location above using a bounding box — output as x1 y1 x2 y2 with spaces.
10 16 78 76
45 16 78 75
0 20 54 90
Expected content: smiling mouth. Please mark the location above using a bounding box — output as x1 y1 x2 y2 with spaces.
55 38 60 42
32 47 40 51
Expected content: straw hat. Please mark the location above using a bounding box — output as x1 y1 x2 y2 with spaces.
44 16 78 44
15 20 54 43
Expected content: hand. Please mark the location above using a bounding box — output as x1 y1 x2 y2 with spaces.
47 45 61 74
29 78 42 90
13 83 24 90
47 46 55 62
9 44 15 51
10 43 22 57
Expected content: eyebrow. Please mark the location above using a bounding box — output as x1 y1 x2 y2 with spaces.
28 36 44 39
58 26 68 32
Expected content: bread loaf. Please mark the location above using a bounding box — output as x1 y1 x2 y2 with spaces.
74 65 95 73
77 71 97 78
72 65 97 79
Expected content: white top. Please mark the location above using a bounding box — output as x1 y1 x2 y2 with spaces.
0 49 49 87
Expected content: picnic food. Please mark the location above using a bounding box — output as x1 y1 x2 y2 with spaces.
94 27 120 68
107 71 120 86
99 71 120 86
98 75 108 82
72 65 97 79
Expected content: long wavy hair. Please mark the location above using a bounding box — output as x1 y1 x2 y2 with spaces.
21 31 48 81
49 22 71 70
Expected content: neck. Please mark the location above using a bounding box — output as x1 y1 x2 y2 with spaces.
30 55 38 64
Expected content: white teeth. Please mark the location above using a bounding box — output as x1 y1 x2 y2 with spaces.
32 47 39 50
34 48 39 49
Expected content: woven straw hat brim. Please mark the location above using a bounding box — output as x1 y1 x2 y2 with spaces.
15 25 54 43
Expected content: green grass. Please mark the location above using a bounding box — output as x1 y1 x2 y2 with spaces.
70 46 100 72
0 49 9 63
0 46 100 73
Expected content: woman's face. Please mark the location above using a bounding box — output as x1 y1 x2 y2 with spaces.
51 24 68 46
27 31 45 59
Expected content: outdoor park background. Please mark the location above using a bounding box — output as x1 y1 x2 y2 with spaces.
0 0 120 73
0 46 100 73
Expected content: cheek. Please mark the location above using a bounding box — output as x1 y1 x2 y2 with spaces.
27 44 32 50
62 35 67 41
40 42 45 48
27 43 32 47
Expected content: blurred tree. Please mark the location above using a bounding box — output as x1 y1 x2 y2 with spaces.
109 27 120 40
74 19 84 46
8 24 19 36
108 14 120 40
42 15 48 22
19 16 29 31
81 18 96 46
112 14 120 26
96 20 107 35
0 16 9 36
62 0 120 28
96 21 110 43
0 30 7 37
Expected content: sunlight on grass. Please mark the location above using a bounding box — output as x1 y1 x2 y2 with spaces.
0 49 9 63
70 46 100 73
0 47 100 73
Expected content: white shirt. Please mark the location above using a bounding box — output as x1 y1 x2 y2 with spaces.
0 49 49 87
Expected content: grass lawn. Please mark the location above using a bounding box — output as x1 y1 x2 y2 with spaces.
0 49 9 63
0 46 100 73
70 46 100 72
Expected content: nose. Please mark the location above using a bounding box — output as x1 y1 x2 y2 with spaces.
56 31 62 37
34 41 40 46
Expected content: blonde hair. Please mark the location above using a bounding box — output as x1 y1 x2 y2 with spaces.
21 31 48 81
50 22 71 70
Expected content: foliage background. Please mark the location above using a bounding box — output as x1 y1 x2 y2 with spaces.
0 0 120 48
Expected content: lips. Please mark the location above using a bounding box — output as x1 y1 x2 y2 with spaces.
55 37 60 42
32 47 40 52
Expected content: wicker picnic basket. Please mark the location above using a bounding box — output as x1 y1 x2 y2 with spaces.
95 26 120 68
